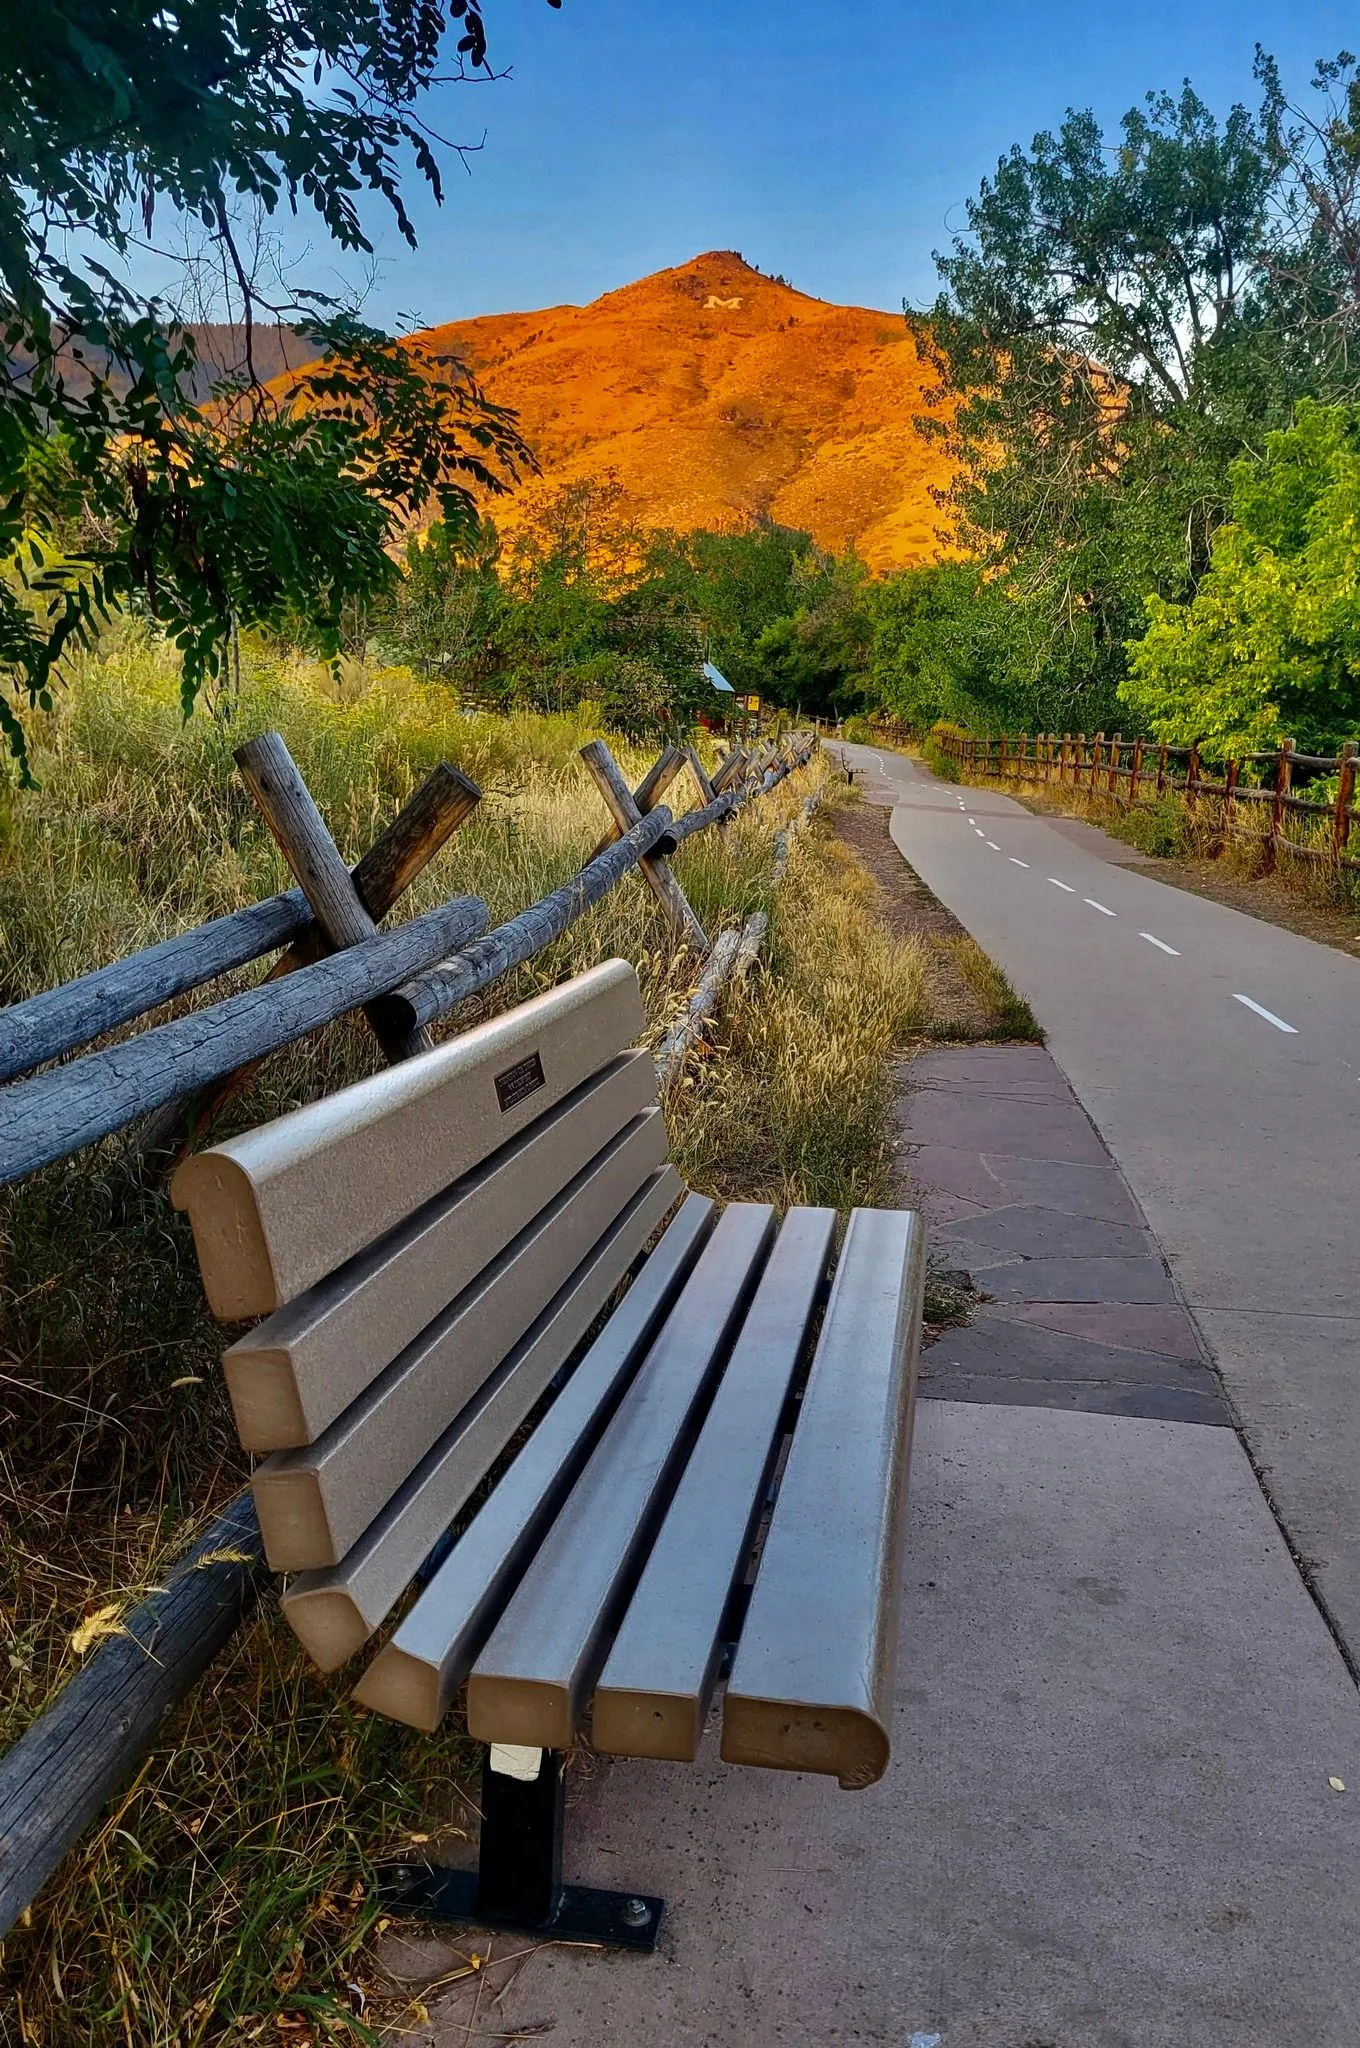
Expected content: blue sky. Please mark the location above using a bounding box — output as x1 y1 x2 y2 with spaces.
303 0 1355 328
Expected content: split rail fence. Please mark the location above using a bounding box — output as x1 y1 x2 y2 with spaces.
937 728 1360 874
0 721 818 1937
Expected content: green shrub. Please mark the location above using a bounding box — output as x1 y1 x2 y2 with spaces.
1113 794 1194 859
921 720 963 780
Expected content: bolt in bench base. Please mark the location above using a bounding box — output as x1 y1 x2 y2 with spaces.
375 1746 665 1955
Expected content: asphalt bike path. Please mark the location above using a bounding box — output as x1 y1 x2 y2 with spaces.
839 740 1360 1671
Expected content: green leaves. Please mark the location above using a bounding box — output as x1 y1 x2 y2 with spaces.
912 46 1360 740
1123 399 1360 753
0 0 554 773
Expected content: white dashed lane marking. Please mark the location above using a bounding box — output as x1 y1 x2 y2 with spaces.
1233 993 1298 1034
890 758 1307 1048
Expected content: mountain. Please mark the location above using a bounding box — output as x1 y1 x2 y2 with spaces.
409 252 958 570
29 324 322 402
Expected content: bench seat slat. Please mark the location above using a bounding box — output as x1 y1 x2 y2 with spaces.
352 1193 717 1731
281 1165 684 1671
172 959 646 1318
590 1206 836 1762
251 1110 668 1570
721 1207 926 1790
223 1051 656 1450
464 1204 777 1751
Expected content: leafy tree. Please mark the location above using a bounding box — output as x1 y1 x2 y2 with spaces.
912 51 1360 734
922 80 1282 632
1257 50 1360 395
1 0 555 773
1123 399 1360 754
385 515 509 689
866 562 1123 735
868 565 994 729
750 551 873 717
383 479 710 734
639 523 819 698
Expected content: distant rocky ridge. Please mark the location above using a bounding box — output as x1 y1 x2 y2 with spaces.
37 256 960 571
24 323 322 403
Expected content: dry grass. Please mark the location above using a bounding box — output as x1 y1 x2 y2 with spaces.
671 827 936 1208
0 637 955 2046
942 935 1043 1042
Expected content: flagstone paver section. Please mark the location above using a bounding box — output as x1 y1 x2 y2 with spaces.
901 1045 1227 1426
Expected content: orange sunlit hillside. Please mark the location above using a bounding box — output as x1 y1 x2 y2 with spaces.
405 252 960 570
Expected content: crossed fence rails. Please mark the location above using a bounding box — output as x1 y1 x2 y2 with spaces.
0 730 815 1188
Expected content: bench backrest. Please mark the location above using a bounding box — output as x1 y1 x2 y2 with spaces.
172 959 683 1669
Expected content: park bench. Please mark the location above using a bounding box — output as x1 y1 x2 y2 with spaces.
171 957 926 1953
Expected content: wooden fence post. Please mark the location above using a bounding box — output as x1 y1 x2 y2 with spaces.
1130 737 1144 806
1075 734 1087 790
1187 741 1202 815
235 735 432 1065
1264 737 1295 873
1108 734 1121 796
1157 742 1168 798
635 744 689 811
686 746 716 806
588 745 687 860
580 740 709 953
131 751 482 1167
1334 741 1358 859
712 749 747 796
0 1491 268 1942
1221 756 1239 852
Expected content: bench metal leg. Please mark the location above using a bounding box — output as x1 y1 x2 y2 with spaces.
376 1745 665 1954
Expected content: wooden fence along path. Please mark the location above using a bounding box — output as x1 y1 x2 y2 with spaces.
937 729 1360 874
0 724 817 1936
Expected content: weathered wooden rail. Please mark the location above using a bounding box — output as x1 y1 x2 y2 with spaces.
936 728 1360 874
0 721 818 1936
0 730 815 1187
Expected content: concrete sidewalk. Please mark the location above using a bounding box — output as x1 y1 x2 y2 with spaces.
425 1402 1360 2047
